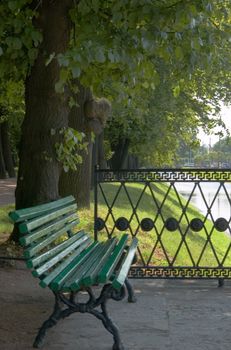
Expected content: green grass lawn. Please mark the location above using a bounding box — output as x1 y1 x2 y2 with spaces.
0 204 15 243
1 182 231 268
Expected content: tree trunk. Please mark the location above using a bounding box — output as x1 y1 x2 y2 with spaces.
98 132 107 168
59 82 93 209
15 1 72 210
127 154 139 169
91 131 107 188
11 1 73 242
1 121 16 178
0 124 7 179
110 138 130 170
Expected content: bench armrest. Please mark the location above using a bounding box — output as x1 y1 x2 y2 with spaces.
112 237 138 290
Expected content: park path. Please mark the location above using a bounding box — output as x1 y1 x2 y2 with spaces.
0 267 231 350
0 178 16 206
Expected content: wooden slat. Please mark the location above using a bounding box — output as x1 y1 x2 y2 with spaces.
49 242 101 291
24 220 79 259
40 241 97 288
27 231 88 269
80 238 117 287
19 203 78 233
112 238 138 290
33 236 91 277
9 196 75 223
67 240 116 290
20 212 79 246
97 234 129 284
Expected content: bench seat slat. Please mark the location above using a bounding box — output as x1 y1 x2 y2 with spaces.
19 203 78 233
97 234 129 284
81 238 117 287
112 238 138 290
20 212 79 246
32 233 90 276
49 242 100 291
9 195 76 223
62 244 107 291
24 220 79 259
52 243 106 291
27 231 86 269
67 239 117 290
39 240 95 288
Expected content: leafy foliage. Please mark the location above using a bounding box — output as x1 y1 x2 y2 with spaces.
0 80 24 158
0 0 231 169
0 1 42 79
54 127 88 172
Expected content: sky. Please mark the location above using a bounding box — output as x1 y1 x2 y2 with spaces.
199 105 231 146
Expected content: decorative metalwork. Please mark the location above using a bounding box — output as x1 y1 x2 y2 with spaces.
96 168 231 183
95 168 231 281
115 217 129 231
214 218 229 232
165 218 178 231
129 266 231 279
140 218 154 231
95 217 105 231
33 280 134 349
190 218 204 232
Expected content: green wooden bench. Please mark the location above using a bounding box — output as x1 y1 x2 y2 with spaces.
9 195 138 350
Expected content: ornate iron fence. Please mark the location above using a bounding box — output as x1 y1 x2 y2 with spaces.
94 168 231 281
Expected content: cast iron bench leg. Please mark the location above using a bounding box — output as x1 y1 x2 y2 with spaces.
125 277 136 303
102 302 124 350
91 301 124 350
218 278 224 287
33 294 68 348
88 284 126 350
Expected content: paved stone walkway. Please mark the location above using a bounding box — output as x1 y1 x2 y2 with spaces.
0 263 231 350
0 178 16 206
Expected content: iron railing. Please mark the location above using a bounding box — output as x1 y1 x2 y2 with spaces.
94 168 231 280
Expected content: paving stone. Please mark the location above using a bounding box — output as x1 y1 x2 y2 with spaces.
1 266 231 349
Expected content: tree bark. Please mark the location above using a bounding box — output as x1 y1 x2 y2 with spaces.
97 132 107 168
15 1 72 210
59 82 93 209
91 131 107 188
0 124 7 179
127 154 139 169
110 138 130 170
1 121 16 178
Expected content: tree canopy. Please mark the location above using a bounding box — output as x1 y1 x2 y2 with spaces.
1 1 231 88
0 0 231 213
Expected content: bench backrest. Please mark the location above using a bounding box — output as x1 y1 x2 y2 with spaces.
9 195 92 273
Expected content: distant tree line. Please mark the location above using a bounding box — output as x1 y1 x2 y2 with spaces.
177 136 231 168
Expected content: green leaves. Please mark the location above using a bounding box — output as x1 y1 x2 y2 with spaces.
54 128 88 172
175 46 184 60
71 65 81 78
55 80 65 94
173 85 181 97
95 50 106 63
8 1 19 12
1 0 230 98
0 0 230 171
45 52 55 66
6 36 22 50
0 1 41 79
